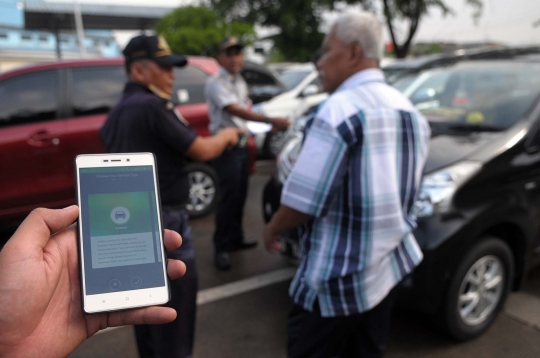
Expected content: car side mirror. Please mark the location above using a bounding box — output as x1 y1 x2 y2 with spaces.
301 84 320 97
412 88 436 103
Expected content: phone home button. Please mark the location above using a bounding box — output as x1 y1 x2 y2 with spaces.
125 297 129 301
109 279 121 290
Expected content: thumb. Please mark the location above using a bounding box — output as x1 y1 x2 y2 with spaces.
9 206 79 250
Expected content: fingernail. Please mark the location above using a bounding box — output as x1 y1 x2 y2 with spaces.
63 205 78 210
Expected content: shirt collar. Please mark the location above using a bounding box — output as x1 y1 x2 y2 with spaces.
336 68 385 92
124 81 152 94
219 67 239 82
124 82 170 100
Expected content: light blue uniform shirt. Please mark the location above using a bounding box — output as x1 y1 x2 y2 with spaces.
204 67 250 134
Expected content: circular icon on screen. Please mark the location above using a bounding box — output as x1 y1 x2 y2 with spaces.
111 206 130 225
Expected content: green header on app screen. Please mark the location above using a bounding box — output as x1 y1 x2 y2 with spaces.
88 191 155 237
80 166 152 173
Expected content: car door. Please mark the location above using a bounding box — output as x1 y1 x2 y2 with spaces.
0 69 71 219
64 65 126 170
522 108 540 267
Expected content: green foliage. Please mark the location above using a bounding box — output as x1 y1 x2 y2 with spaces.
267 48 287 63
207 0 332 62
155 6 256 57
411 42 444 56
206 0 483 60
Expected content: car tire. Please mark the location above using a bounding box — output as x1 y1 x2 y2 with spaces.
185 163 219 218
263 130 288 158
441 237 514 341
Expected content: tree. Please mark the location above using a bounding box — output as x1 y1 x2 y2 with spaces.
207 0 483 60
155 6 256 57
207 0 334 62
360 0 483 58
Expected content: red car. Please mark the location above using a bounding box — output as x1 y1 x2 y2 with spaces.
0 57 258 221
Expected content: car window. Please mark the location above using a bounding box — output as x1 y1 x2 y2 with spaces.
0 71 59 127
309 76 322 92
401 63 540 129
173 66 209 105
392 74 417 92
241 69 277 87
279 69 312 91
309 76 321 87
71 66 125 116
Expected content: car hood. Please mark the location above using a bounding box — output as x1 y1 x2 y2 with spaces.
424 130 504 173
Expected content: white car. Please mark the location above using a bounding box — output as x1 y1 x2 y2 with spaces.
254 63 328 157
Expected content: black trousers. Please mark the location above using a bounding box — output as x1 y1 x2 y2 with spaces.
287 287 398 358
211 146 250 253
135 208 198 358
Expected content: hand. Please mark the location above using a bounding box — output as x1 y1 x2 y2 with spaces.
270 117 290 132
263 225 282 254
221 127 244 147
0 206 186 357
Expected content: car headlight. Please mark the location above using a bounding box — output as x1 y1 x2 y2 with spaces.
413 161 482 218
277 135 303 184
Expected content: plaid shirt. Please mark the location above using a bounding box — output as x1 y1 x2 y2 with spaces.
281 69 431 317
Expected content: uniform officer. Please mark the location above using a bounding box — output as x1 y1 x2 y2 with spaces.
205 37 290 270
100 35 242 358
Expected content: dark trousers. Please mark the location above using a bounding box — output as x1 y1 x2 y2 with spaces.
212 146 249 253
287 287 398 358
135 208 198 358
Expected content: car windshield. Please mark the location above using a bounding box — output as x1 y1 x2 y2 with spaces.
396 62 540 130
279 69 312 91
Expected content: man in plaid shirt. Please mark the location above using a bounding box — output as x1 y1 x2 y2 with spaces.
264 12 431 358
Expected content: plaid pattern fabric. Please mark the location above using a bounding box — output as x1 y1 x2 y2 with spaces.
281 69 431 317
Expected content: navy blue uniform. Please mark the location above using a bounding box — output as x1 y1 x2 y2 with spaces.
100 82 198 358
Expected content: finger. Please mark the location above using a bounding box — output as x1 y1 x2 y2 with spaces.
107 306 177 327
167 258 186 280
11 206 79 249
163 229 182 252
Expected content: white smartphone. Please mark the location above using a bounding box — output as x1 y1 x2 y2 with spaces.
75 153 170 314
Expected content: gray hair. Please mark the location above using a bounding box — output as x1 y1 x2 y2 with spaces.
331 11 383 61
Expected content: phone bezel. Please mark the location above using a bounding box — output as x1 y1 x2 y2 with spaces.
75 153 170 314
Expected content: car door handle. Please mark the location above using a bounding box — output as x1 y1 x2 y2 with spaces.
28 130 60 147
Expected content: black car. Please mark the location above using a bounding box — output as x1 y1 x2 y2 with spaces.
263 56 540 341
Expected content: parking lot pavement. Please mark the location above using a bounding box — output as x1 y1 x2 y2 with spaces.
5 160 539 358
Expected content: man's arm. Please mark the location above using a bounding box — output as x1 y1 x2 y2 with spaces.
185 128 242 162
263 205 312 254
224 104 290 130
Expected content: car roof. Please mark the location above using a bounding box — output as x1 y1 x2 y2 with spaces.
396 57 540 79
0 56 220 81
384 45 540 80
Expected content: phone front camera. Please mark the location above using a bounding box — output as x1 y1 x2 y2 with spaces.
127 159 130 162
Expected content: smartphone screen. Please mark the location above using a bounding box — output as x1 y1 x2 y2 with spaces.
78 165 165 296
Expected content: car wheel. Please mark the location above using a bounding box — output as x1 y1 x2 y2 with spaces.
264 130 288 158
442 237 514 341
185 163 219 218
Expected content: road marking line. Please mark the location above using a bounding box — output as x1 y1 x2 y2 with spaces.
96 267 297 335
197 267 296 305
504 291 540 330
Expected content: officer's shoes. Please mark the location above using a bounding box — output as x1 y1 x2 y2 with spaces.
215 252 231 271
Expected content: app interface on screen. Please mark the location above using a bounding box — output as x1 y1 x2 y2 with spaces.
79 166 165 295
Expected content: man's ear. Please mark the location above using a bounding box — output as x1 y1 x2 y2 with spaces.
350 43 363 62
130 61 146 82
